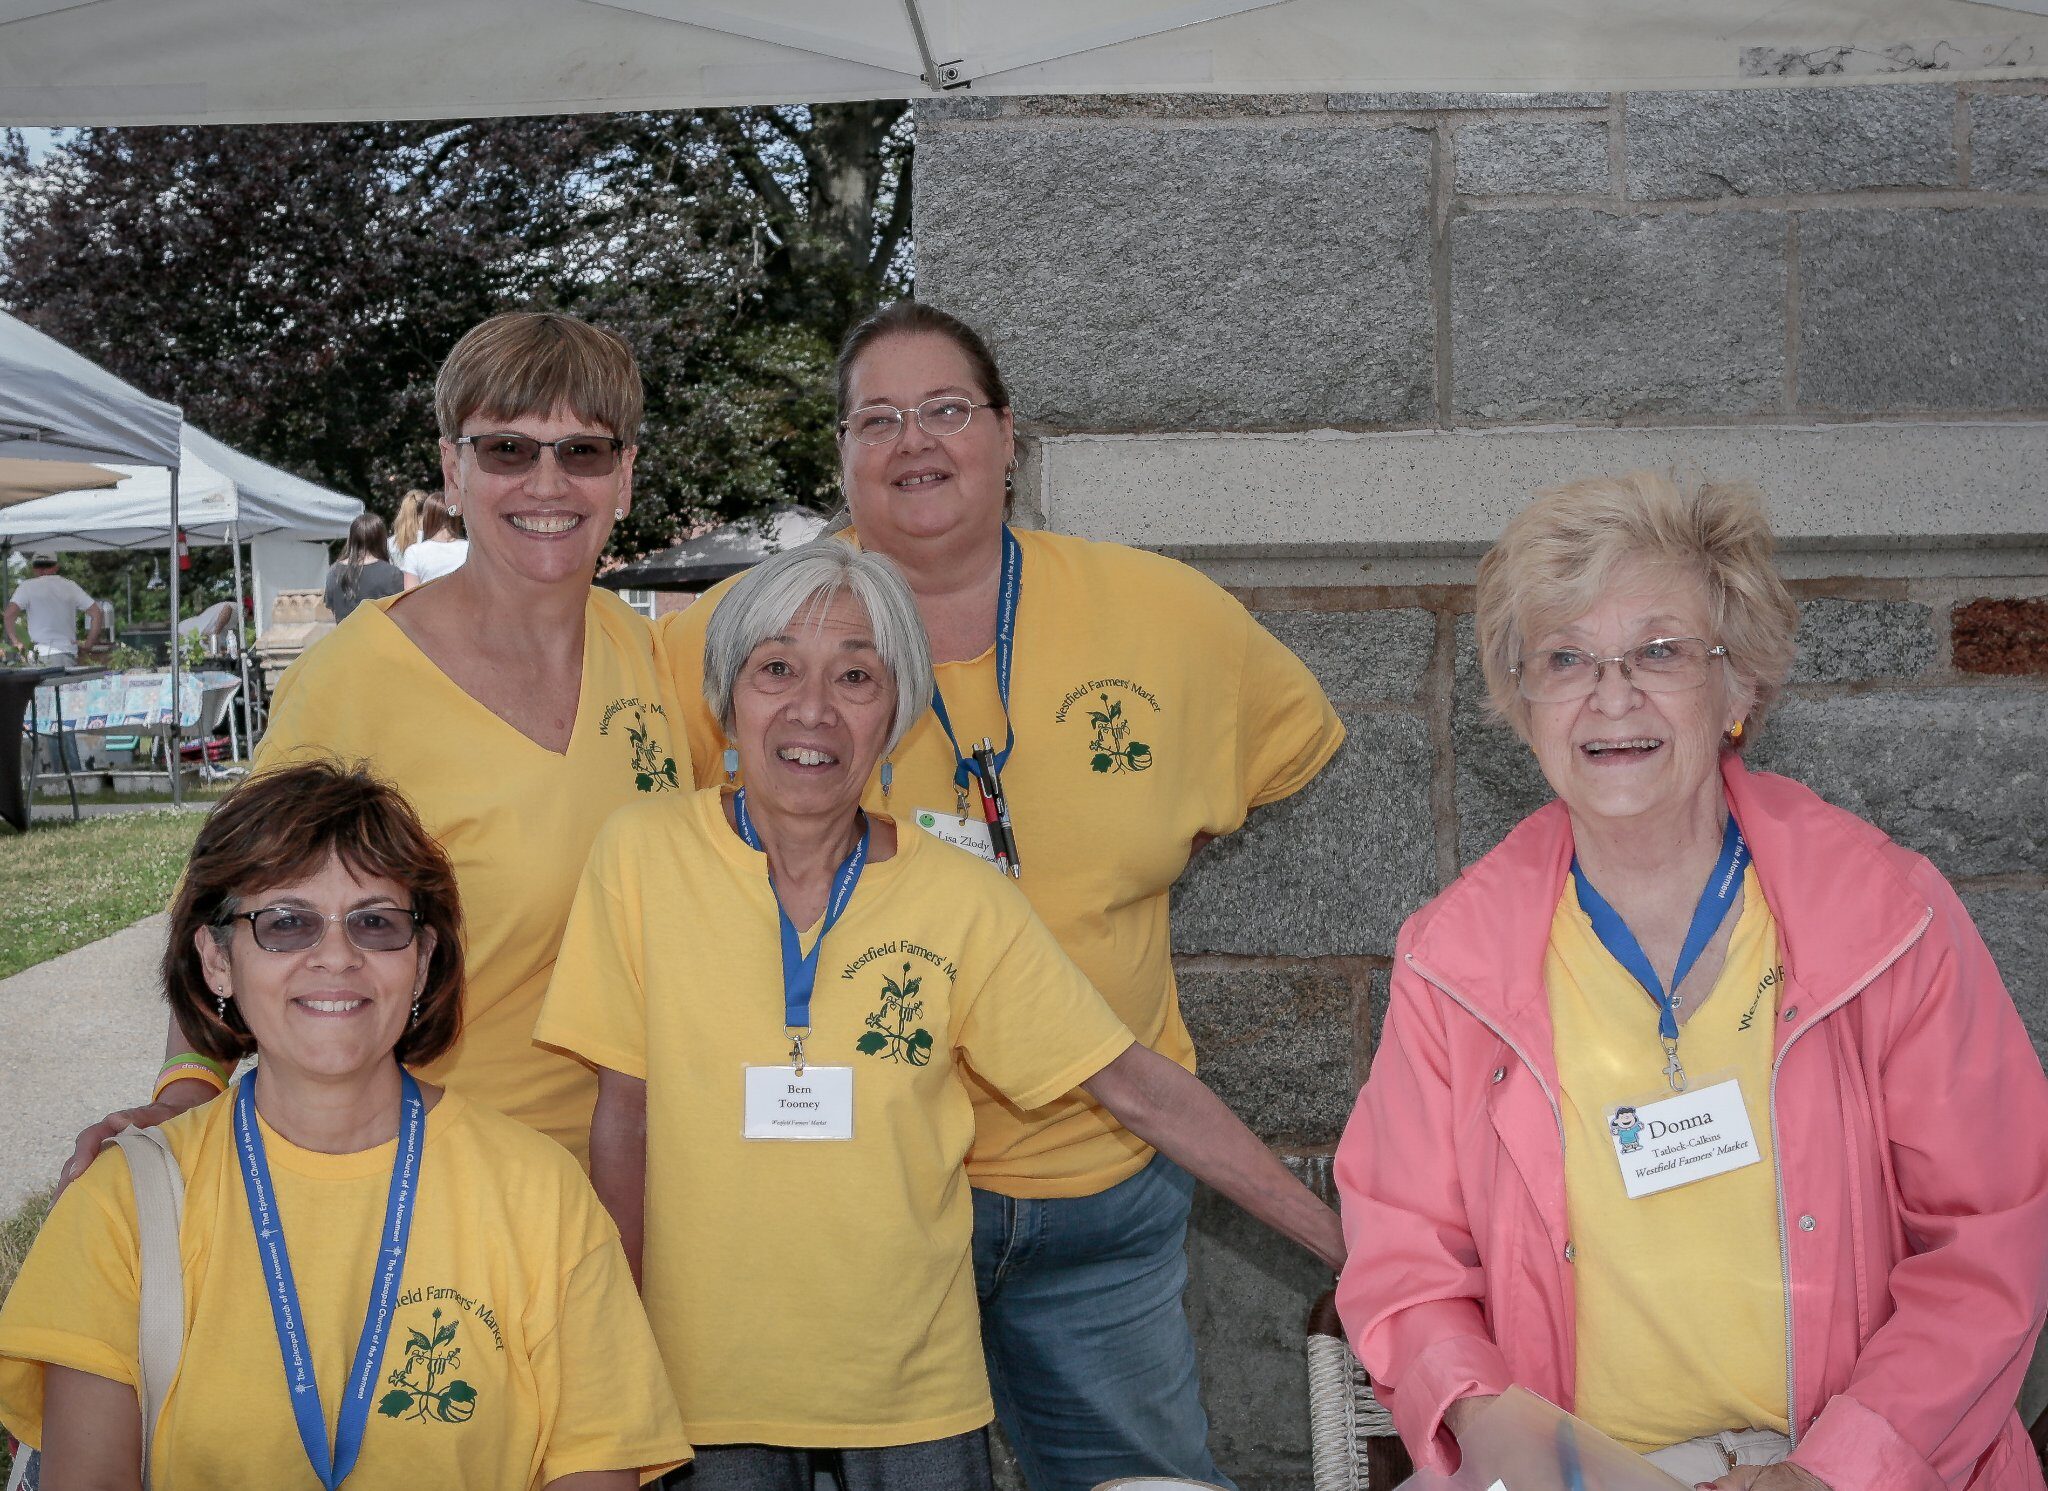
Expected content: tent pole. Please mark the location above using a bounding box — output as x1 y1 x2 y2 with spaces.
229 520 253 759
167 466 182 806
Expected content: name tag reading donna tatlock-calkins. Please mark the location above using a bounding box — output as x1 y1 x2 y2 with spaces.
743 1065 855 1141
1609 1078 1761 1199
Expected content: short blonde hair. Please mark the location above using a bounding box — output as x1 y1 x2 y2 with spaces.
435 311 643 443
1474 470 1798 743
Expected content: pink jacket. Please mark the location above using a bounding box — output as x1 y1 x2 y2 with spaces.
1335 756 2048 1491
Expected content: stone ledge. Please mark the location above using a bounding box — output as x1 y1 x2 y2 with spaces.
1040 423 2048 556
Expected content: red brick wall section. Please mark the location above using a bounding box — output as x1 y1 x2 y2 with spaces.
1953 598 2048 675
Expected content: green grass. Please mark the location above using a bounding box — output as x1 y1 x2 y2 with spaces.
0 1186 54 1478
0 810 204 978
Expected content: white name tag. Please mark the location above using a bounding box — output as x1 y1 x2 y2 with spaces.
742 1066 855 1141
1609 1078 1761 1198
910 807 997 864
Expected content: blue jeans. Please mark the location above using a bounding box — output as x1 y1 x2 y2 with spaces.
972 1154 1236 1491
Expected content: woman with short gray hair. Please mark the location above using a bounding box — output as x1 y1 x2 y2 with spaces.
539 541 1342 1491
1334 470 2048 1491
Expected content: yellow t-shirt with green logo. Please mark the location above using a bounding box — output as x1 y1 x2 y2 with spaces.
255 586 687 1163
0 1088 691 1489
534 787 1136 1448
1549 864 1791 1452
657 528 1343 1197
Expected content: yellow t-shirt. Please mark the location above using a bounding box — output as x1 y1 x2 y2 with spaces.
534 787 1137 1448
0 1087 691 1489
658 527 1343 1197
256 586 687 1163
1550 865 1791 1452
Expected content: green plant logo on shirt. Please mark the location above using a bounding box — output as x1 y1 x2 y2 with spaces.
855 961 934 1065
1085 691 1153 774
378 1308 479 1424
598 697 680 792
1054 678 1162 775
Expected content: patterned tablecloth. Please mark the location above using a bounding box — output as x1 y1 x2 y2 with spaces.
26 669 238 734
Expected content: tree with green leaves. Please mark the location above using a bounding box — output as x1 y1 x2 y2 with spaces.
0 104 910 556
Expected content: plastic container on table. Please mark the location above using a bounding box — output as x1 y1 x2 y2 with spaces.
1392 1388 1689 1491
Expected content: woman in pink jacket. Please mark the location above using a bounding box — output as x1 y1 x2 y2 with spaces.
1335 471 2048 1491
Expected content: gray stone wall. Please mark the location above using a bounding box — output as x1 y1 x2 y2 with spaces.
915 82 2048 1490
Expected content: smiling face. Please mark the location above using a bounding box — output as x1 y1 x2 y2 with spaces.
196 854 435 1086
730 588 896 822
1521 565 1752 832
839 331 1014 556
438 405 634 588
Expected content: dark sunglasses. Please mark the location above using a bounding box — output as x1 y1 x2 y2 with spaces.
223 905 422 954
456 432 626 478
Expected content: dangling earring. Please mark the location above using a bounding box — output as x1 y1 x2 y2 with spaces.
215 986 228 1021
880 757 894 802
723 745 739 784
411 996 422 1025
1004 470 1016 494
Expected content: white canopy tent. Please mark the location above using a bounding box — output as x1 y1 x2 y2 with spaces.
0 307 199 799
1 0 2044 126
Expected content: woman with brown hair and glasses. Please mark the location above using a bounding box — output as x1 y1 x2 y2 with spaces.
0 760 689 1489
65 312 687 1179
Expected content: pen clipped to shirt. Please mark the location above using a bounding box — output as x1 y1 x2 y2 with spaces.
973 737 1021 878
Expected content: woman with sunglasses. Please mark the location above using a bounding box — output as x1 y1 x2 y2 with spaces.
658 303 1347 1491
1 761 690 1488
65 312 687 1179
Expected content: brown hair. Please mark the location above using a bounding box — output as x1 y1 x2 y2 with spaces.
835 301 1011 424
420 490 463 542
165 759 466 1066
1474 469 1799 747
435 311 643 445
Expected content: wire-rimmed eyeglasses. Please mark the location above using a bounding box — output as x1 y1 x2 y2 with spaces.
838 396 999 446
1510 637 1729 703
220 905 422 954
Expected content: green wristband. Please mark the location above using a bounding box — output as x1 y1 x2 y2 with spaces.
160 1051 227 1082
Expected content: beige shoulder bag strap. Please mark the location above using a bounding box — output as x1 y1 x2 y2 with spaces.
108 1126 187 1491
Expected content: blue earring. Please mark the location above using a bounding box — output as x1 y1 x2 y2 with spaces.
722 746 739 783
880 758 894 801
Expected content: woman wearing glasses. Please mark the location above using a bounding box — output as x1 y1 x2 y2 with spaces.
1333 472 2048 1491
1 761 690 1488
658 302 1346 1491
65 312 685 1176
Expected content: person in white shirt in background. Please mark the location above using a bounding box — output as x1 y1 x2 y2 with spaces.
400 490 469 588
4 554 101 663
176 598 244 657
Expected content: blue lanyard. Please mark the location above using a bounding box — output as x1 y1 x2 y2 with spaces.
235 1067 424 1490
733 789 870 1061
928 525 1021 802
1571 814 1750 1093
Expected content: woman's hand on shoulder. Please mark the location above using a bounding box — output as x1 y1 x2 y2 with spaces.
57 1079 216 1195
1701 1465 1829 1491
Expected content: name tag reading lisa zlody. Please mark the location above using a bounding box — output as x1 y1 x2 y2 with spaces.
1608 1078 1761 1199
911 807 997 864
743 1065 855 1141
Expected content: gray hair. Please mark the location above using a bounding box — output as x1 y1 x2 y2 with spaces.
703 541 934 755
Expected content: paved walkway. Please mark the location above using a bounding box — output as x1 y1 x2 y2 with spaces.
0 913 168 1218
